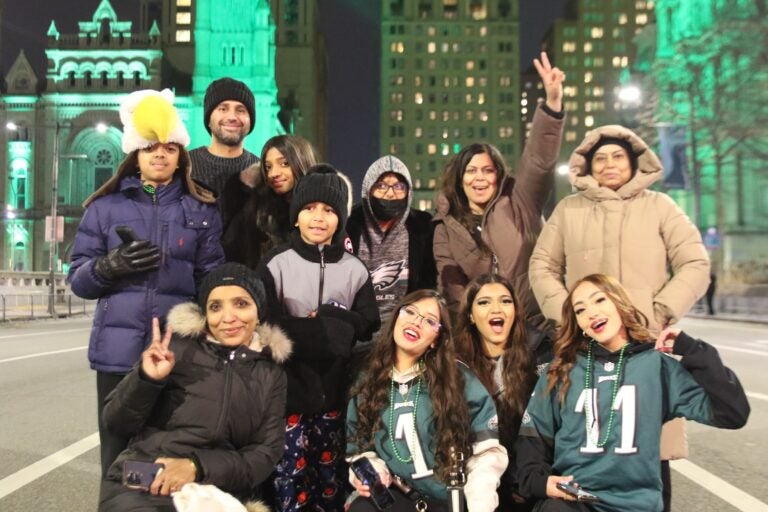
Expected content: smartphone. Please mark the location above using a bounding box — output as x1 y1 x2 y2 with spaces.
556 481 600 502
122 460 164 491
351 457 396 510
115 225 138 244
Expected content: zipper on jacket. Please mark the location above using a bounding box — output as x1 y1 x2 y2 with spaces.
148 192 159 317
214 349 236 439
317 245 326 310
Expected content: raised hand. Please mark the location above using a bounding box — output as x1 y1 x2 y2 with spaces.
533 51 565 112
150 457 197 496
141 318 175 381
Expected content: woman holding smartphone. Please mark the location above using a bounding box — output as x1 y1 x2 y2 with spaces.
346 290 507 512
517 274 749 512
98 263 289 511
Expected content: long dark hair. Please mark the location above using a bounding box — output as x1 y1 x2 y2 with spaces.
259 134 318 198
455 274 536 441
546 274 652 403
83 144 209 207
439 143 508 252
350 289 472 482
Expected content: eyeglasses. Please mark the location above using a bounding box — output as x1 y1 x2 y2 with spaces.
398 305 441 332
372 181 407 194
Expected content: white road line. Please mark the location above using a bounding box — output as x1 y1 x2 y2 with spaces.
0 432 99 500
671 459 768 511
747 391 768 402
0 346 87 364
0 328 89 340
711 345 768 357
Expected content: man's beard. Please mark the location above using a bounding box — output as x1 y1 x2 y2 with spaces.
212 124 247 147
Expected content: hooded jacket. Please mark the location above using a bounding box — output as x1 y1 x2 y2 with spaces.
529 125 710 334
101 302 291 505
346 155 437 294
432 105 564 329
68 171 225 374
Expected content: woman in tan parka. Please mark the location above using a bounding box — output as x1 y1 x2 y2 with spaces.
529 124 710 335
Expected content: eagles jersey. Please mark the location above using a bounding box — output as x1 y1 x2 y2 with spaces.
348 365 501 502
518 335 750 512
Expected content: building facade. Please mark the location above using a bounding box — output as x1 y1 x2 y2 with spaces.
0 0 294 272
380 0 521 209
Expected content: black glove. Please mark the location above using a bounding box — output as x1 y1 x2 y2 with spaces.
95 239 161 281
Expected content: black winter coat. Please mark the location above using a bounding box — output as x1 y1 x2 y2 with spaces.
101 302 291 507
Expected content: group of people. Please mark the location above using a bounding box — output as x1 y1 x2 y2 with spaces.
68 52 749 512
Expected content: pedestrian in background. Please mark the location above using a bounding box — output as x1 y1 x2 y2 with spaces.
455 274 552 511
432 52 564 330
223 134 317 268
68 89 224 476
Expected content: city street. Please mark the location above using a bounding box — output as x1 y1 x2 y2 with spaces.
0 316 766 511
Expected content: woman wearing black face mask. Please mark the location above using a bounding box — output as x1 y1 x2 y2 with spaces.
346 155 437 360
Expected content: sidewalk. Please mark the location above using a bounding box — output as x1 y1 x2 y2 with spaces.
686 294 768 325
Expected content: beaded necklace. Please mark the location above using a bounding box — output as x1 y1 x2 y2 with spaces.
584 340 628 448
388 360 424 463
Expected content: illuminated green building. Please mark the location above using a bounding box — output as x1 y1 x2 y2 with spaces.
653 0 767 279
0 0 291 272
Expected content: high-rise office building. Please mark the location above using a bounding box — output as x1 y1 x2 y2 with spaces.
547 0 655 166
381 0 521 209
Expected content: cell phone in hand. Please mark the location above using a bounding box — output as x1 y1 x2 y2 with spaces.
123 460 164 491
556 481 600 502
115 225 139 244
351 457 396 510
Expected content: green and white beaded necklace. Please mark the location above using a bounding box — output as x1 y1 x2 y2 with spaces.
584 340 628 448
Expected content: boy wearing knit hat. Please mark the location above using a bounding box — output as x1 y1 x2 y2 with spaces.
190 77 259 233
258 164 380 512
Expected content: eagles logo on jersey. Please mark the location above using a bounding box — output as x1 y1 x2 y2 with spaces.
371 260 407 290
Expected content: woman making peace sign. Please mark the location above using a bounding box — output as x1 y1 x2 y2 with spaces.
98 263 291 511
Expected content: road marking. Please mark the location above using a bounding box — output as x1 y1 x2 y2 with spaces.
671 459 768 511
0 346 87 364
747 391 768 402
0 432 99 500
0 328 89 340
712 345 768 357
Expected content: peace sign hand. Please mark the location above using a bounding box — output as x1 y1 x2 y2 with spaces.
141 318 175 381
533 51 565 112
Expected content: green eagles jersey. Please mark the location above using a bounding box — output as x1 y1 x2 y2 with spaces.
347 365 499 501
520 344 713 512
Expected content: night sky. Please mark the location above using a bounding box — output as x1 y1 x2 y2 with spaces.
2 0 566 195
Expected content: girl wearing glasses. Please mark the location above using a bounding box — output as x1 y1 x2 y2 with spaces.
432 52 564 329
346 289 508 512
455 274 553 511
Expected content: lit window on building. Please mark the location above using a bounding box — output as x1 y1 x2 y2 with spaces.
466 76 475 87
466 110 474 121
466 60 475 70
478 93 485 105
593 86 604 97
176 12 191 24
566 131 577 142
470 0 488 20
584 71 593 83
465 93 473 104
428 179 437 189
479 111 488 122
441 42 449 53
591 27 604 38
428 144 437 155
176 30 191 42
621 56 628 67
563 41 576 53
452 43 460 52
565 101 578 111
500 76 511 86
619 14 628 25
415 127 423 137
564 86 578 97
584 42 592 53
415 76 422 86
612 56 622 67
177 0 191 6
635 1 646 8
442 110 450 121
428 42 436 53
585 115 595 127
429 110 437 120
479 77 487 86
428 26 436 36
441 143 450 156
479 26 487 36
415 92 423 104
441 128 449 139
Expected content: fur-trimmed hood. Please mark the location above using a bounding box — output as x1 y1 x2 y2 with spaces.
166 302 292 363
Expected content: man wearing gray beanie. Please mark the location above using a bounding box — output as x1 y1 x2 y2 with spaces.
190 77 259 233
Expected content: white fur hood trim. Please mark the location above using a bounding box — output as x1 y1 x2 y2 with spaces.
166 302 292 363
